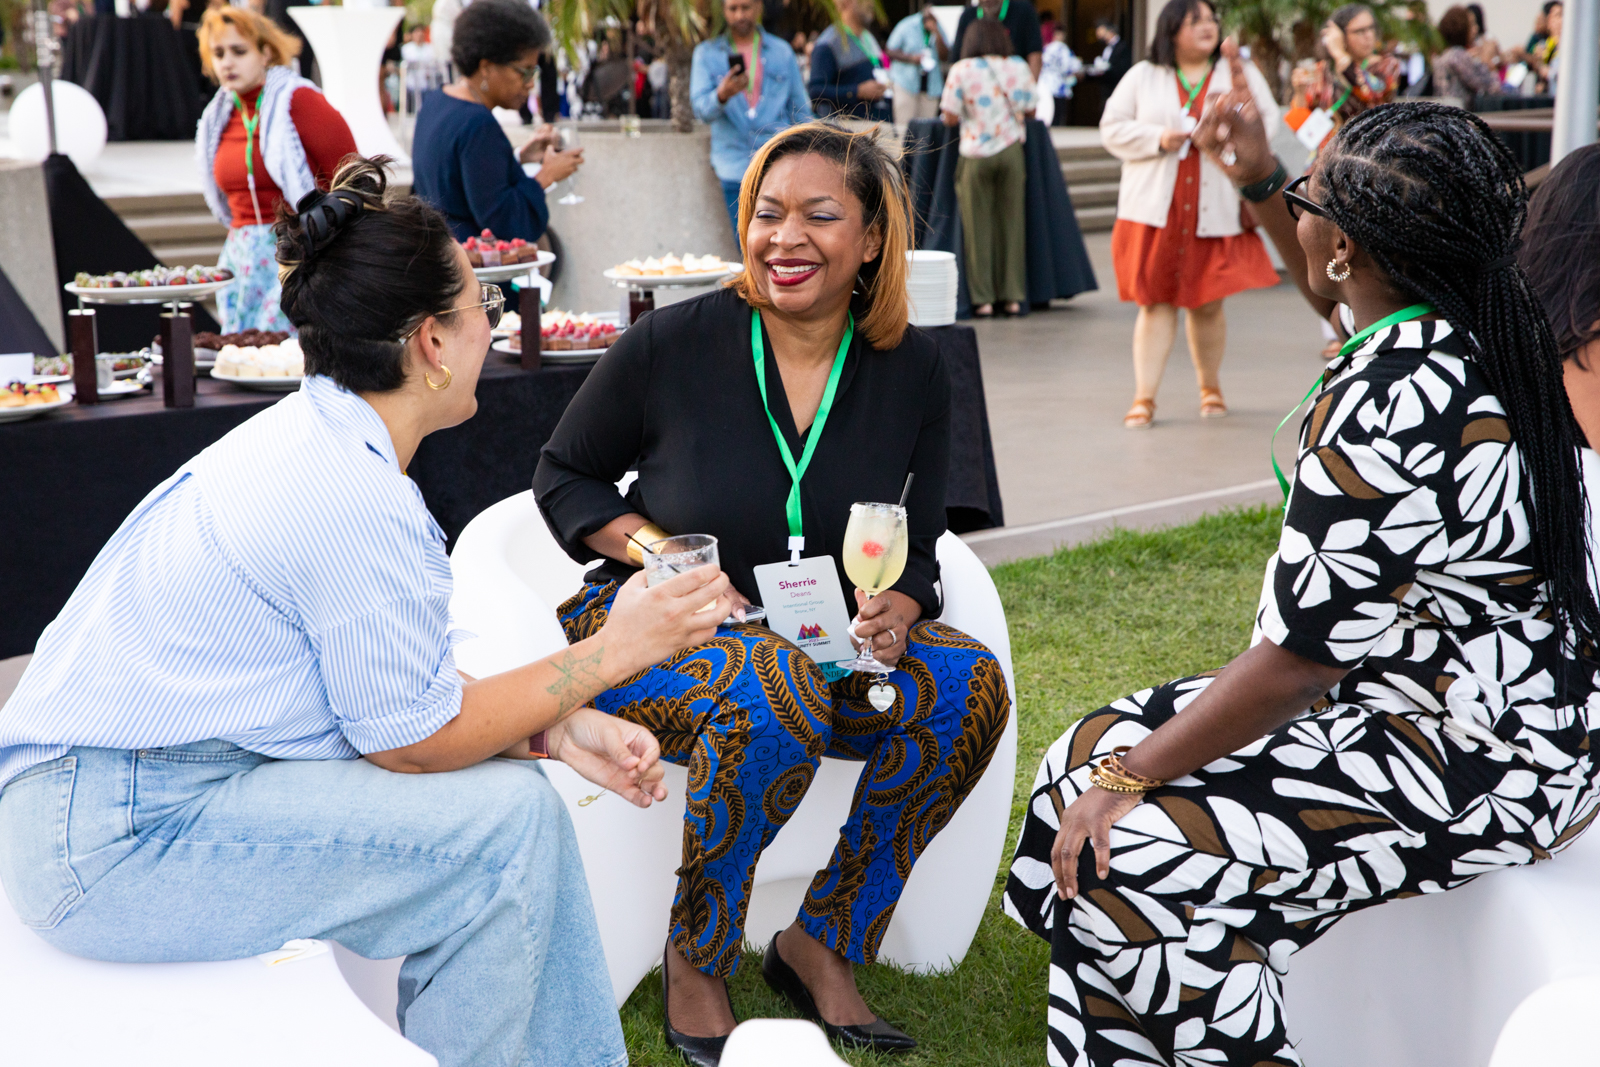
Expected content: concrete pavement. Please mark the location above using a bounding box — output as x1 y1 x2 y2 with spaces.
961 229 1330 565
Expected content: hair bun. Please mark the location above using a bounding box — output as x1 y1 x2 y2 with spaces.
295 188 366 255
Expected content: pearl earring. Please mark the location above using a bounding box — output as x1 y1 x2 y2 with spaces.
1326 258 1352 283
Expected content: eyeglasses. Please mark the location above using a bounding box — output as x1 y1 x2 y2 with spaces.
507 63 539 83
399 283 504 342
1282 175 1328 221
1344 22 1378 35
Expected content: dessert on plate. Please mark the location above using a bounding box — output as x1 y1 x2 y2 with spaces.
215 337 305 378
463 230 544 267
74 266 233 288
610 253 730 278
0 382 62 407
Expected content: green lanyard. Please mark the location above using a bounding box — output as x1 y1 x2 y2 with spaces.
752 308 853 559
1176 63 1211 110
1270 303 1435 502
844 26 888 68
728 27 762 105
230 90 260 182
978 1 1010 19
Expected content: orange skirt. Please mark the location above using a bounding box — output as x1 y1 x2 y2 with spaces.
1111 148 1279 309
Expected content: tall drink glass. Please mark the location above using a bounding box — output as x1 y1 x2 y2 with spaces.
839 502 908 675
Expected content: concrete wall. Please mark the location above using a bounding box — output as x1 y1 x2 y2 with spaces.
0 160 64 351
539 127 740 314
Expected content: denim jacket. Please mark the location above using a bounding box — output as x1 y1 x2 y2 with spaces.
691 31 815 183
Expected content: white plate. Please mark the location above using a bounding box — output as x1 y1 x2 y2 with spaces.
472 251 556 283
490 339 609 363
64 279 236 304
27 374 72 385
211 367 303 391
603 265 740 288
149 349 218 370
0 391 72 422
91 379 147 399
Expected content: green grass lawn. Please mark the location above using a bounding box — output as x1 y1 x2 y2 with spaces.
619 505 1285 1065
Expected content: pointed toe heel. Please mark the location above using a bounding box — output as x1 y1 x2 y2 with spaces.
761 933 918 1054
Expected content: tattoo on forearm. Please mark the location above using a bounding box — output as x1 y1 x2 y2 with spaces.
545 644 608 712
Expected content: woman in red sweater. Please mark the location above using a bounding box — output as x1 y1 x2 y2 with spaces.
195 7 357 334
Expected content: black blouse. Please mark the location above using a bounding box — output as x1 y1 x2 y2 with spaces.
533 287 952 618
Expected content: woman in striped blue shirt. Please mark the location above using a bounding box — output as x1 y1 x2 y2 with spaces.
0 158 734 1067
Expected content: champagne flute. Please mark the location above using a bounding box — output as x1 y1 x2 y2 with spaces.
839 501 909 677
555 122 584 206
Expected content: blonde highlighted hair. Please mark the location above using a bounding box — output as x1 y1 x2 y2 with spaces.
728 122 911 351
198 6 302 83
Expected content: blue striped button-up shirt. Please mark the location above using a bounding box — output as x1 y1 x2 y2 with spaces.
0 375 466 791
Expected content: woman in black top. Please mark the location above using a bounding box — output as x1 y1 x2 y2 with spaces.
535 122 1010 1066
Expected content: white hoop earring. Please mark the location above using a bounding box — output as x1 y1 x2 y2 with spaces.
1326 259 1352 283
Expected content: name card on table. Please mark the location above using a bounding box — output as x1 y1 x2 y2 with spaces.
0 353 31 386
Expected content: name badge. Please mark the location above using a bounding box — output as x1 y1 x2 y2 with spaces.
920 53 937 72
1296 107 1335 152
1177 114 1198 159
753 556 857 665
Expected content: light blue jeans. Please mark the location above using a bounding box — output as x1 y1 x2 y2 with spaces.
0 741 625 1067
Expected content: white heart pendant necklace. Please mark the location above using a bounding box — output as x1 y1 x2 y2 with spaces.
867 682 895 711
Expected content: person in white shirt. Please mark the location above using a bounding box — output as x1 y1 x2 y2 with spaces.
1036 25 1081 124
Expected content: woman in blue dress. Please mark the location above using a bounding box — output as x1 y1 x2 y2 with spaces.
410 0 583 243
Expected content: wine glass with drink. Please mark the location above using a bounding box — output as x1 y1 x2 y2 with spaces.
839 501 909 695
555 122 584 206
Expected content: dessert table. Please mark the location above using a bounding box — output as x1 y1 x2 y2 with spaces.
1 327 1002 658
902 118 1098 318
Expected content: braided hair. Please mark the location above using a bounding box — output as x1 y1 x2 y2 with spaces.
1318 101 1600 659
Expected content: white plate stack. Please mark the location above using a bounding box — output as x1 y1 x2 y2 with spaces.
905 250 958 327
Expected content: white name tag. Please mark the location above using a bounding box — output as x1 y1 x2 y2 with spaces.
920 53 937 72
1296 107 1335 152
1177 114 1198 159
753 556 857 665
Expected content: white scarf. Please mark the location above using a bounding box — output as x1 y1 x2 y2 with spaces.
196 65 323 228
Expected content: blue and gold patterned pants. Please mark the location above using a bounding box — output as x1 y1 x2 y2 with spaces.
559 581 1012 977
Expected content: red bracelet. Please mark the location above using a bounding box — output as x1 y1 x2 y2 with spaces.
527 730 549 760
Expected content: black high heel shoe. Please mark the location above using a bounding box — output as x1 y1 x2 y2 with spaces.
761 932 918 1054
662 941 737 1067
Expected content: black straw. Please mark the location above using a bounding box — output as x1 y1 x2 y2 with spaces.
897 473 915 508
629 531 683 573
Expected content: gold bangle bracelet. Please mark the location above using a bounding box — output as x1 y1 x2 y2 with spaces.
1104 747 1166 789
625 522 670 566
1088 766 1148 794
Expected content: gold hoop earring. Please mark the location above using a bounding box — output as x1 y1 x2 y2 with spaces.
425 365 452 391
1326 259 1352 283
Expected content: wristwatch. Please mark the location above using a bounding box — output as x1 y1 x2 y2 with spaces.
1237 159 1289 203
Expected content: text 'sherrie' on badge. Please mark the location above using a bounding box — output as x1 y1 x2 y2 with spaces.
753 556 858 665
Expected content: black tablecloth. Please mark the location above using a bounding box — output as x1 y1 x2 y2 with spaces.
903 118 1098 318
60 14 204 141
1 327 1002 657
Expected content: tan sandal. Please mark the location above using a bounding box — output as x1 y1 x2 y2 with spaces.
1123 397 1156 429
1199 388 1228 419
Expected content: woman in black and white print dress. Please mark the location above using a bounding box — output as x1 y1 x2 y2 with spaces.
1005 101 1600 1067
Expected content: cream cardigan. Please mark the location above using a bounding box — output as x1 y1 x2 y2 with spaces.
1099 58 1280 237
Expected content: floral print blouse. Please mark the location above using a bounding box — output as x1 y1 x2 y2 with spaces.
939 55 1037 158
1254 318 1598 773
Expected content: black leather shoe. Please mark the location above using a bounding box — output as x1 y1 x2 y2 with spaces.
662 942 736 1067
761 933 918 1054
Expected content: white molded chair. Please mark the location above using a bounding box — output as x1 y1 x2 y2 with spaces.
441 489 1019 1008
0 908 434 1065
721 1019 849 1066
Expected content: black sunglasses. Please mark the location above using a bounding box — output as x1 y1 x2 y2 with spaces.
1282 175 1327 221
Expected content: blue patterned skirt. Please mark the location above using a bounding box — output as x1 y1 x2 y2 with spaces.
216 224 293 335
559 580 1012 977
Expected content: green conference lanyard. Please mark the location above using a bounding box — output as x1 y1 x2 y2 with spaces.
729 27 762 115
752 308 853 562
230 89 264 225
1176 63 1212 110
977 1 1010 19
844 25 889 68
1269 303 1435 502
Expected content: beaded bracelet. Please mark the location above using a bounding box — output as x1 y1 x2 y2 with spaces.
1088 765 1148 794
1104 746 1165 788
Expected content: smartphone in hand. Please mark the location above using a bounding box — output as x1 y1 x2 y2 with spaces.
728 52 747 76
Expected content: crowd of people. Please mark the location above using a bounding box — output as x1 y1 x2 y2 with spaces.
6 3 1600 1067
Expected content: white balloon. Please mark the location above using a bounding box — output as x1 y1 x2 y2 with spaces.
8 81 109 171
